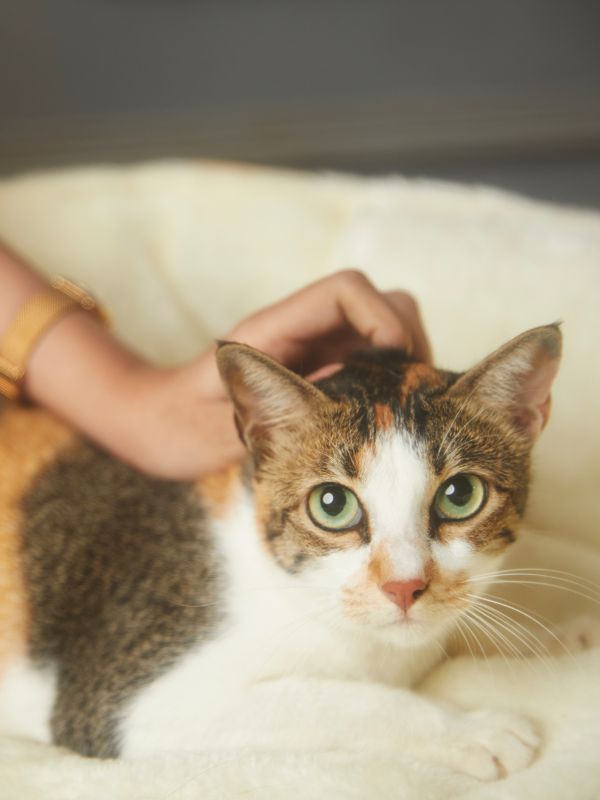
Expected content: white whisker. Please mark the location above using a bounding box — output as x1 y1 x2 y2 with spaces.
457 614 491 670
466 600 557 676
468 592 568 655
469 579 600 606
468 568 600 597
463 608 519 675
452 616 477 661
462 609 509 670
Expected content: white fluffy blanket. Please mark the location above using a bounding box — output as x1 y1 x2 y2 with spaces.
0 162 599 799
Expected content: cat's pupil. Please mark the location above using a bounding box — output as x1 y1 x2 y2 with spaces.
320 487 346 516
444 476 473 507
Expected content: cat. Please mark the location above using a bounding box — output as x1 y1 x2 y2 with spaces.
0 323 562 780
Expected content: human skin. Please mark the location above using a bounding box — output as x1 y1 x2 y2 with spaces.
0 244 431 479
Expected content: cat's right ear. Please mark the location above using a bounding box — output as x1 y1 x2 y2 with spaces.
447 324 562 441
216 342 332 461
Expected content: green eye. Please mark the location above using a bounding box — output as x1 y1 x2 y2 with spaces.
307 484 362 531
434 474 486 521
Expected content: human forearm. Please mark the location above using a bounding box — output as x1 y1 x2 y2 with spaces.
27 310 244 477
23 308 149 457
0 242 156 467
1 255 431 479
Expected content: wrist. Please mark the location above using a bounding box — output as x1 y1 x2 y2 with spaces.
24 310 150 454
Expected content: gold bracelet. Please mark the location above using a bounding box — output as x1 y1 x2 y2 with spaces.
0 276 108 401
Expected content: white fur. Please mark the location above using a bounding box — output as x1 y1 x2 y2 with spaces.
361 433 480 581
0 660 54 743
432 538 474 572
361 433 430 580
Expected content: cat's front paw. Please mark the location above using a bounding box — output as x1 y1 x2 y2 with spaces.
552 614 600 654
444 709 540 781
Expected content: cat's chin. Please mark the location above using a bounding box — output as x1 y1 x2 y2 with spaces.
337 609 454 651
374 617 449 649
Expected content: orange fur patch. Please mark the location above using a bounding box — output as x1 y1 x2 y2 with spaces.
0 404 75 675
349 442 370 478
252 484 272 541
374 403 394 431
367 542 396 585
399 364 446 408
197 464 241 519
368 542 437 586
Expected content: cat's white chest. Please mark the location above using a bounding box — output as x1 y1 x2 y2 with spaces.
0 660 55 742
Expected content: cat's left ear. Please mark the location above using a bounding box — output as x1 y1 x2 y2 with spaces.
216 341 333 460
448 324 562 440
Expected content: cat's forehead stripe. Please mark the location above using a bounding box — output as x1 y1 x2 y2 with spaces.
360 432 431 580
371 362 446 436
317 353 457 452
398 363 448 408
373 403 394 431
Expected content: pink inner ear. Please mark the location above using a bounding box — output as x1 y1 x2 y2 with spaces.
513 355 560 438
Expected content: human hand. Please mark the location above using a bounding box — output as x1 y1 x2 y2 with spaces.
197 269 431 398
124 270 431 478
4 245 430 479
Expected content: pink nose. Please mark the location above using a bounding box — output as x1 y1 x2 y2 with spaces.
381 579 428 611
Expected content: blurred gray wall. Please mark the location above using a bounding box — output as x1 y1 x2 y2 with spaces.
1 0 599 206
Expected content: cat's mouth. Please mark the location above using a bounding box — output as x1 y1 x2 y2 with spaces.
379 610 423 629
371 601 457 640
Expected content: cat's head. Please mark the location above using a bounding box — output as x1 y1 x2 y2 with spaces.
217 325 561 647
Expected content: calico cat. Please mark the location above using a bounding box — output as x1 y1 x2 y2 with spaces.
0 324 562 780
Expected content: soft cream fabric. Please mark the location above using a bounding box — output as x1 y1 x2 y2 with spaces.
0 161 599 798
1 162 598 546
